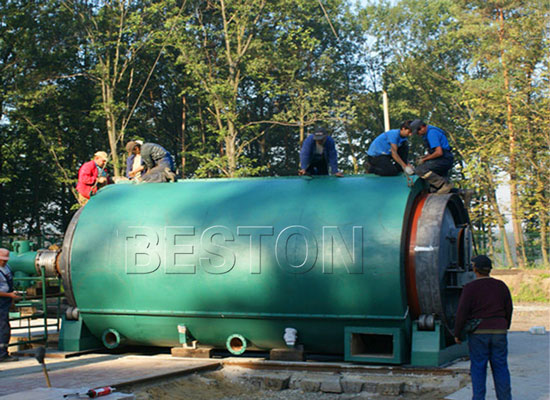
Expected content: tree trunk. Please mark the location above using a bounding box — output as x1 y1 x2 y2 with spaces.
181 95 187 177
299 107 305 145
487 186 515 267
345 128 358 173
487 225 495 265
102 82 121 177
225 130 237 177
497 7 526 268
540 191 550 268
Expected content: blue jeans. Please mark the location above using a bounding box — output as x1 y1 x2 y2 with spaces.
468 333 512 400
142 156 175 182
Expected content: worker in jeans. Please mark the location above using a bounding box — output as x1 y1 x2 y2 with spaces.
0 248 21 362
454 255 513 400
126 141 176 183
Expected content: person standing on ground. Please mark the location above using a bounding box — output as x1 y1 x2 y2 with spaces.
454 255 513 400
125 141 176 183
76 151 110 206
0 248 21 362
410 119 454 193
366 121 415 176
299 127 343 177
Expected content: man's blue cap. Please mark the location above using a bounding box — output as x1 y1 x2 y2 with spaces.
410 119 425 134
472 255 492 272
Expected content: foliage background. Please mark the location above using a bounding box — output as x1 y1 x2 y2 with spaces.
1 0 548 268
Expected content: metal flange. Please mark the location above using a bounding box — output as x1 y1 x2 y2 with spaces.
58 207 84 307
35 249 60 277
406 193 472 334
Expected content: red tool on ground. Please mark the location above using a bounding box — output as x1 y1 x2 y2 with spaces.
86 386 116 398
63 386 116 398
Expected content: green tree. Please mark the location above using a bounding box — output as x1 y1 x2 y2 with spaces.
59 0 184 176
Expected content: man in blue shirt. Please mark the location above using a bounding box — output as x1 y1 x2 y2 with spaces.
411 119 454 193
299 127 343 177
0 248 20 362
366 121 415 176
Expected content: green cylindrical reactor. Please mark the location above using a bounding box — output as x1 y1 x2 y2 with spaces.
60 176 472 363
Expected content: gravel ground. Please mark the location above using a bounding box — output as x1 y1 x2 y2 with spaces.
131 368 469 400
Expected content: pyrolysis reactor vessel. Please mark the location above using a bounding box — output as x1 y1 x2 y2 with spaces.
13 176 474 366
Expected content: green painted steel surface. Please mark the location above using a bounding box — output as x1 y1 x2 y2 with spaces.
8 243 37 276
8 252 36 275
410 321 468 366
68 175 419 353
58 316 101 352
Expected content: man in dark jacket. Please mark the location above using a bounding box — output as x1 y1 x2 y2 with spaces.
126 141 176 183
454 255 513 400
298 127 343 177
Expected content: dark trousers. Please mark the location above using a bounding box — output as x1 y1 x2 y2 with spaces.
468 333 512 400
415 154 454 189
142 156 175 183
415 155 453 178
368 145 408 176
306 153 328 175
0 303 10 358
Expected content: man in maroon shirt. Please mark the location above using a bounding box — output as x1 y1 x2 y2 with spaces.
454 255 513 400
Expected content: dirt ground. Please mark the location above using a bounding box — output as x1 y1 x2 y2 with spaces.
508 303 549 331
492 269 550 331
131 369 469 400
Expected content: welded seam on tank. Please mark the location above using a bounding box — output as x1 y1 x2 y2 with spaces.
77 307 410 320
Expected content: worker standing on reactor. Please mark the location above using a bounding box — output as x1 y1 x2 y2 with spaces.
411 119 454 193
125 141 176 183
76 151 110 206
454 255 513 400
126 140 144 181
366 121 415 176
299 127 343 177
0 248 21 362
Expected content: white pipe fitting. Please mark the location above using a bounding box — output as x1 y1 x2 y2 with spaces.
283 327 298 347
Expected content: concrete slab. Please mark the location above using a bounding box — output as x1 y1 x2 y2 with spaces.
0 387 134 400
445 332 550 400
12 347 102 359
0 355 220 397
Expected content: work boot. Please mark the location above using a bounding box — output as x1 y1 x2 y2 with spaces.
163 168 176 182
435 182 453 194
420 170 452 194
